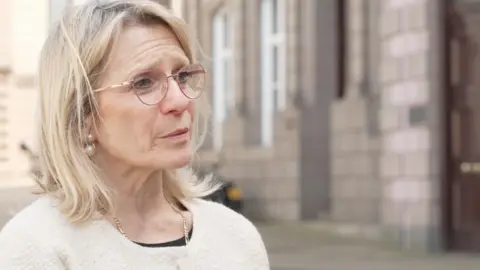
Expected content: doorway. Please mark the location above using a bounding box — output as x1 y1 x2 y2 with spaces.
447 0 480 251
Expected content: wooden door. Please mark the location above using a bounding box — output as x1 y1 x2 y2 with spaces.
449 1 480 251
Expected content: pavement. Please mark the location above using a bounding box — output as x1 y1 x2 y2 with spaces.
2 186 480 269
258 223 480 270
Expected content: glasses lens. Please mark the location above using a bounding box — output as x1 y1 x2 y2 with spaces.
178 64 206 99
133 71 168 105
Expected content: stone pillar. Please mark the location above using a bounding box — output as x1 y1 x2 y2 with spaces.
378 0 443 250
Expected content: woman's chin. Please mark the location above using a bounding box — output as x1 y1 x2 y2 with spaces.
168 156 192 169
156 150 193 169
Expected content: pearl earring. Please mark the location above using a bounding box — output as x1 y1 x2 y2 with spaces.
85 134 96 157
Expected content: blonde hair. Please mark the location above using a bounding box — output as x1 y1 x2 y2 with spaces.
36 0 216 222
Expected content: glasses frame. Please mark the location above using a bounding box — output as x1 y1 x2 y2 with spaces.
93 63 207 106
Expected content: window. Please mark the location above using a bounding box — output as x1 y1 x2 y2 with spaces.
337 0 348 99
212 8 234 150
260 0 285 147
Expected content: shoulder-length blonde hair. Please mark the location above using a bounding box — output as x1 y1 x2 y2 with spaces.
36 0 215 222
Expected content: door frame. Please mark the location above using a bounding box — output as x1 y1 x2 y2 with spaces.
443 0 453 251
443 0 480 251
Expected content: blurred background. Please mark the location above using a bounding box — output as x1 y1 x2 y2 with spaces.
2 0 480 269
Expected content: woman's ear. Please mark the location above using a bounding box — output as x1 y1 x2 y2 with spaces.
83 113 97 142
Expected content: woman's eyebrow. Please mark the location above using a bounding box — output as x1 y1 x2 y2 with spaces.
126 58 164 77
127 56 190 77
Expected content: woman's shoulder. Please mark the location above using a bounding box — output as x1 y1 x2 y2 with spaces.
0 196 67 238
188 199 260 235
189 199 245 219
0 197 67 269
188 199 270 267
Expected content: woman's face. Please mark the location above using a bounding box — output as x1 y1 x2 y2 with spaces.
92 23 197 170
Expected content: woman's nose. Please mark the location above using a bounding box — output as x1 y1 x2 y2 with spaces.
158 77 190 115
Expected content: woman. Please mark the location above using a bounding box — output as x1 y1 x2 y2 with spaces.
0 1 269 269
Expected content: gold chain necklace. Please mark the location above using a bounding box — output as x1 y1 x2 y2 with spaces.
113 200 190 245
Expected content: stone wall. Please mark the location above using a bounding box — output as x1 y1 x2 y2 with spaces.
330 0 444 250
330 0 382 224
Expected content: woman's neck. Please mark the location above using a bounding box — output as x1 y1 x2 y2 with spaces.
112 171 170 217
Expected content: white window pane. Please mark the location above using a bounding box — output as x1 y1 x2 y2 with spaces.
260 0 273 147
212 8 234 150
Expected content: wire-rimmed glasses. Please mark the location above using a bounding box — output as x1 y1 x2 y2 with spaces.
94 63 206 106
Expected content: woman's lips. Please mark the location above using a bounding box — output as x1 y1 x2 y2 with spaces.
161 127 189 139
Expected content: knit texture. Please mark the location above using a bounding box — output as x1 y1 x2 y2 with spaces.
0 196 269 270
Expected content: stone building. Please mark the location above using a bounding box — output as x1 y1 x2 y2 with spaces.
180 0 480 252
1 0 480 253
0 0 54 187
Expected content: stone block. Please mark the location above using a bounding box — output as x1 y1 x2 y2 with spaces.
402 150 430 176
331 102 351 132
404 0 427 30
405 200 435 227
265 199 299 221
387 31 428 59
349 154 375 176
381 200 398 226
406 52 428 77
275 179 299 200
383 127 430 153
331 156 350 176
379 107 401 131
351 131 373 152
380 9 400 37
346 99 368 129
380 152 402 178
385 177 433 202
274 140 299 159
349 56 363 85
331 199 354 222
338 132 364 152
264 161 283 179
331 178 357 199
360 178 383 200
379 59 398 84
350 199 381 223
384 79 429 107
387 0 420 9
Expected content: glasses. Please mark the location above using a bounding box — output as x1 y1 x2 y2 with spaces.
94 63 206 106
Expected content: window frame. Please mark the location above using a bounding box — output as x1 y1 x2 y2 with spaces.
211 7 235 150
260 0 286 147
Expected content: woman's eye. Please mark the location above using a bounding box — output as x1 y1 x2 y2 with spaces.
177 72 191 83
132 77 154 89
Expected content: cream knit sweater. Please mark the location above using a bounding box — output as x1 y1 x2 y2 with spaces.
0 197 269 270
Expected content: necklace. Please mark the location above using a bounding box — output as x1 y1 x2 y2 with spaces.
113 199 190 245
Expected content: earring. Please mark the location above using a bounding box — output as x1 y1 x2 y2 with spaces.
85 134 96 157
